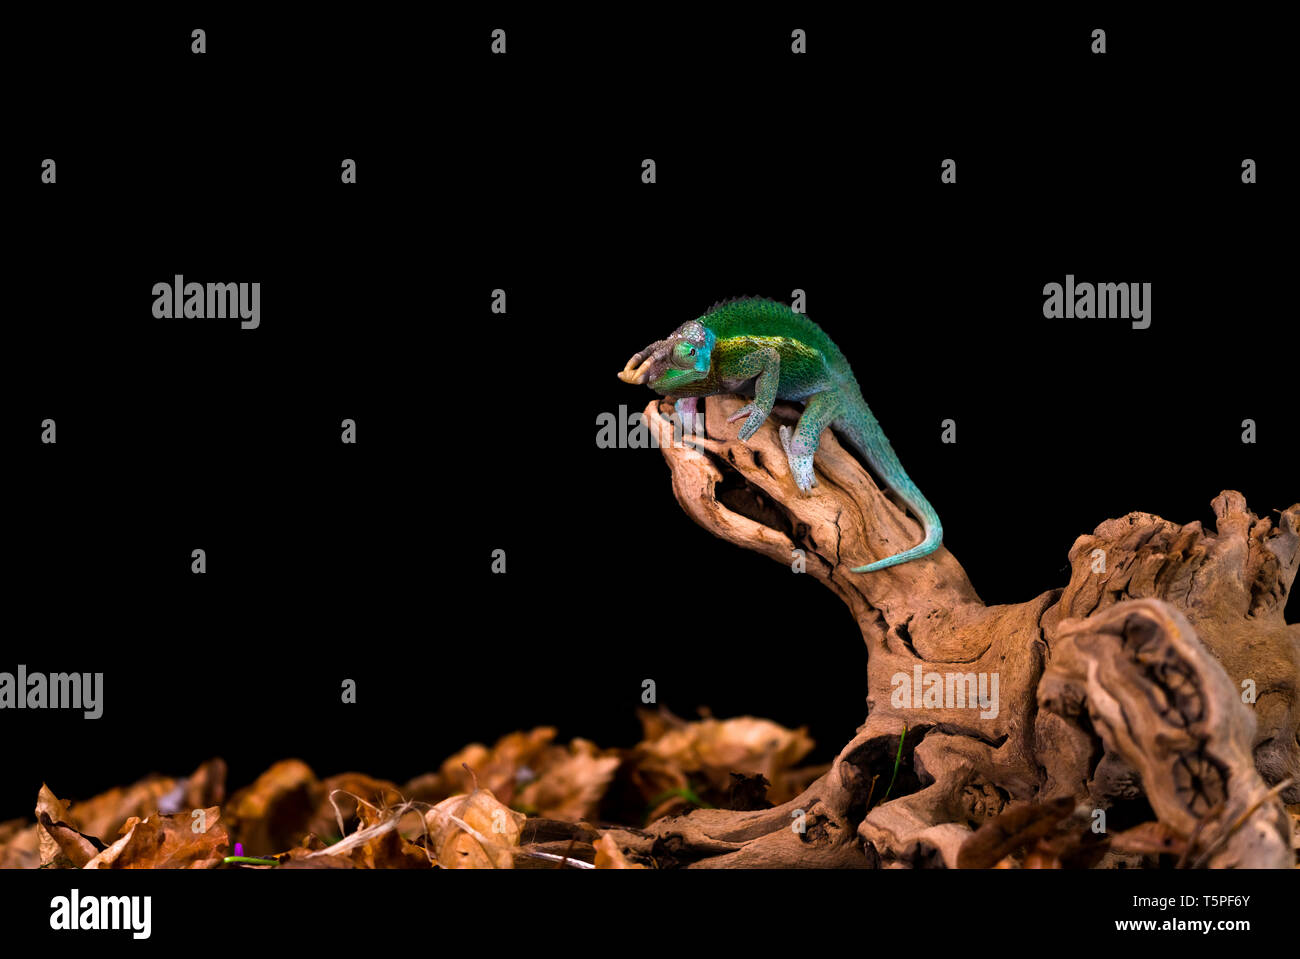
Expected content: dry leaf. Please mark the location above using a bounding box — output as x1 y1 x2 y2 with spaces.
593 833 646 869
13 715 833 869
352 827 431 869
1022 847 1063 868
636 706 680 743
36 784 109 868
957 797 1076 869
0 820 39 869
181 758 227 810
30 759 228 862
691 717 815 776
636 710 815 804
62 774 178 842
401 772 445 803
516 742 621 821
626 755 689 819
84 807 228 869
427 786 525 869
37 813 104 868
1035 827 1110 869
345 794 431 869
437 727 558 802
1110 821 1189 857
37 784 79 868
307 772 404 839
225 759 318 854
290 801 432 870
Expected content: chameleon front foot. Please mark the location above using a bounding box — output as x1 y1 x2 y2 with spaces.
726 402 771 442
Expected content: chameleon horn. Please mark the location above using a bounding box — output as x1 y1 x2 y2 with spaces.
618 354 655 384
618 339 669 384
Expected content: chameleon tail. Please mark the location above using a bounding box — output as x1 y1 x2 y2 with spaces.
834 402 943 573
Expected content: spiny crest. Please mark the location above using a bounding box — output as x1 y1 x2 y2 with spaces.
702 295 793 317
696 294 850 377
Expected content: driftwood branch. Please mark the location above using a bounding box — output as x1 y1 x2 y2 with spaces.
602 396 1299 868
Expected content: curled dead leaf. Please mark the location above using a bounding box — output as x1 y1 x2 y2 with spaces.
1109 821 1189 857
957 796 1076 869
37 812 105 868
307 772 405 840
61 773 179 842
593 833 646 869
225 759 318 854
635 708 815 805
426 786 525 869
517 745 621 822
181 758 227 810
344 791 432 869
37 784 108 869
437 727 559 803
84 807 228 869
0 820 39 869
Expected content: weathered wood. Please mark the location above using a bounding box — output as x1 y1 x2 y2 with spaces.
607 395 1299 868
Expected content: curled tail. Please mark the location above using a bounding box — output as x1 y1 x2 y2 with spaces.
833 401 943 573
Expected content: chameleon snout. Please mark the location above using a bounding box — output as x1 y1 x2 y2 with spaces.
618 352 655 385
618 339 670 385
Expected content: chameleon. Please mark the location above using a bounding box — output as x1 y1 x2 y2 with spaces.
618 296 942 573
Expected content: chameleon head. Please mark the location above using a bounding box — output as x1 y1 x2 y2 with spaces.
617 321 714 393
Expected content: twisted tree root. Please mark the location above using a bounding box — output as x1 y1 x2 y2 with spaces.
601 396 1298 867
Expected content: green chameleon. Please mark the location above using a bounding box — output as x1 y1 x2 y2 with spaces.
618 296 941 573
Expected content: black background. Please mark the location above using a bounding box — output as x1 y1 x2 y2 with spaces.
3 8 1296 936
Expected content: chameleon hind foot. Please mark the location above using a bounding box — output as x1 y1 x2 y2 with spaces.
779 425 817 492
779 390 839 493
